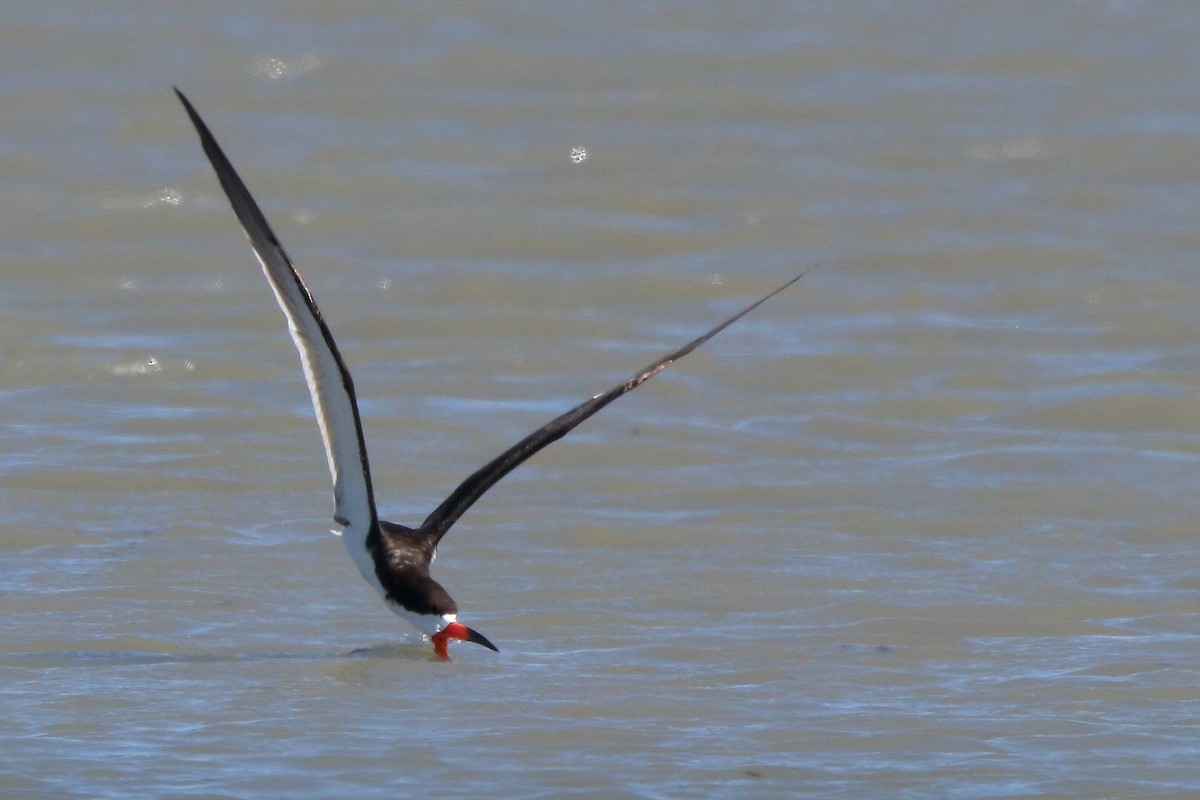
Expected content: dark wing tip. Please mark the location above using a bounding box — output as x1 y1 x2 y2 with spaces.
174 86 199 120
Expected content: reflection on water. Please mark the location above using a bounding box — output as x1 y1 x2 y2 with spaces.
0 645 438 668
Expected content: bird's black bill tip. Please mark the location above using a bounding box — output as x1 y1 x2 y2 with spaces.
433 621 499 658
466 626 500 653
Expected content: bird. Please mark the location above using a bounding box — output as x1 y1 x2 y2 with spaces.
175 88 812 659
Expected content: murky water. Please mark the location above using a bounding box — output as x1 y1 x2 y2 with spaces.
3 3 1199 797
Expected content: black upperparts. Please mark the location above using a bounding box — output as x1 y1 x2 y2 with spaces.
374 520 457 616
417 267 816 543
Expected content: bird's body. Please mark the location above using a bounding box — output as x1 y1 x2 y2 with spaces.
176 89 810 658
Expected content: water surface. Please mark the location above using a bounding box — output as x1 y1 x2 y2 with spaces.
3 3 1199 797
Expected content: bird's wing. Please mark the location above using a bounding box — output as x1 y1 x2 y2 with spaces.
419 268 815 542
176 89 378 537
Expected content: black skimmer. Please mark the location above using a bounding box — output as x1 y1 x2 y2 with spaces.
176 89 812 659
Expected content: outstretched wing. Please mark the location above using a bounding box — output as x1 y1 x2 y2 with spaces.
419 268 815 542
176 89 378 539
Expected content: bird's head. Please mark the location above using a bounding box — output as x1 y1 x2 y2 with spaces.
430 620 499 660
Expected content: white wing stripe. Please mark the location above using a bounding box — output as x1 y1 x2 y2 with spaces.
253 252 368 527
176 89 381 593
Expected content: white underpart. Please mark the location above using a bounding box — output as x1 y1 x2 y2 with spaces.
388 605 455 637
